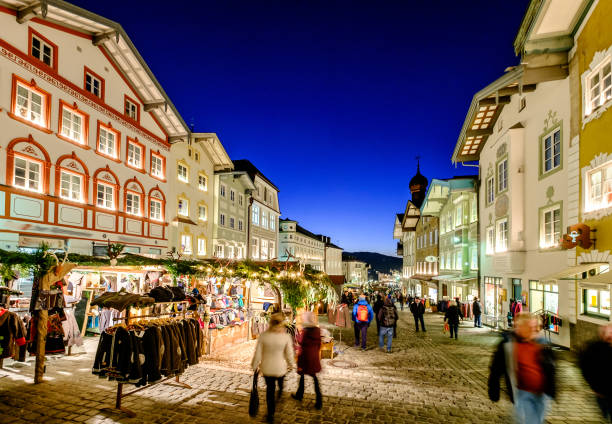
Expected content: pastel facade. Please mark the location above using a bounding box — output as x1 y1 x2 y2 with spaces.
278 219 325 270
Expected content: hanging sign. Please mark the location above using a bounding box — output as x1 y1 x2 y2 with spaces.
425 256 438 263
561 223 592 250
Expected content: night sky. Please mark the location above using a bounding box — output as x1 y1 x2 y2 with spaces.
71 0 530 255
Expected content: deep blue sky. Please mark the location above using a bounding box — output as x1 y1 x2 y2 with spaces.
73 0 530 255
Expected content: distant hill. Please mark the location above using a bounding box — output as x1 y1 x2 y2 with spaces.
344 251 402 276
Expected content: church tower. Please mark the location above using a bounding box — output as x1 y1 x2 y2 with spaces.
409 159 428 208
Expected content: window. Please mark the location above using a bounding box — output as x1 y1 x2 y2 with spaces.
261 210 268 229
261 239 269 260
455 204 463 227
239 194 244 206
214 244 224 258
542 128 561 174
251 237 259 259
13 156 42 192
586 60 612 115
229 217 235 229
12 77 50 128
486 226 495 255
252 205 260 225
540 204 561 248
470 199 477 223
180 234 192 254
97 124 118 158
497 159 508 193
178 163 188 182
195 152 200 162
269 241 275 260
29 29 56 69
530 281 559 317
178 198 189 216
220 184 226 197
496 219 508 252
220 213 226 226
585 161 612 213
198 174 207 191
238 219 244 231
60 104 87 145
270 215 275 230
583 287 611 317
60 171 82 201
96 183 114 209
470 246 478 270
127 140 144 170
227 246 235 259
150 153 164 179
230 189 235 202
124 96 139 121
150 199 162 221
487 176 495 204
197 238 206 256
126 192 141 215
455 251 462 271
84 68 104 99
198 205 207 221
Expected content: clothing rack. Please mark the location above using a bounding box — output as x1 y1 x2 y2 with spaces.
100 300 196 418
533 309 561 343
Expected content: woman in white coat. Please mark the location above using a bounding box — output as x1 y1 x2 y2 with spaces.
251 313 295 423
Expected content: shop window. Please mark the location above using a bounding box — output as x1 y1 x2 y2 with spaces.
84 67 104 100
180 234 192 254
583 287 611 318
484 276 503 318
150 199 162 221
496 218 508 252
96 183 114 209
530 280 559 315
178 162 188 182
14 156 42 193
586 60 612 116
29 28 57 69
540 203 561 249
59 170 82 202
12 76 51 130
585 160 612 213
125 192 141 215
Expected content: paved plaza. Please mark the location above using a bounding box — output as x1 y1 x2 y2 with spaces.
0 311 606 424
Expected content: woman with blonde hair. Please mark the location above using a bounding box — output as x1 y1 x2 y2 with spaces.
251 313 295 423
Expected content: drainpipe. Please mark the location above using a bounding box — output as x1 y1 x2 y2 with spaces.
246 193 253 259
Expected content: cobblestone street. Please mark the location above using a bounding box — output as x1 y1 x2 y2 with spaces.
0 311 606 424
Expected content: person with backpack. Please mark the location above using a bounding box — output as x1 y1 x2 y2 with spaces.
409 297 426 332
352 293 374 350
378 296 399 352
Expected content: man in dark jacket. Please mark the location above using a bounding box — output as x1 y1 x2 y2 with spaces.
398 293 405 311
373 294 384 335
444 300 463 339
473 297 482 328
488 313 555 424
579 324 612 421
377 296 399 352
409 297 426 332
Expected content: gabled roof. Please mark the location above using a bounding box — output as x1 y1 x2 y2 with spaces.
420 176 477 217
0 0 190 140
401 200 421 232
232 159 279 191
193 133 233 171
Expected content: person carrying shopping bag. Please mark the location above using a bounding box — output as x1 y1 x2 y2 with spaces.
291 311 323 409
251 313 295 424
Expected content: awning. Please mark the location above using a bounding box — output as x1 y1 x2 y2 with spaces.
432 274 457 281
578 271 612 285
539 263 609 281
409 274 432 281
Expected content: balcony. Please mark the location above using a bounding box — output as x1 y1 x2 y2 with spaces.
397 242 403 256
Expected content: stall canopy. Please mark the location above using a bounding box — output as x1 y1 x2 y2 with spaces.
539 263 609 281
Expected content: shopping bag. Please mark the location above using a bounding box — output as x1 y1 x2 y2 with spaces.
249 370 259 417
443 322 449 334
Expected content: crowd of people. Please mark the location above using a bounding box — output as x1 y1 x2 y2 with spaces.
249 289 612 424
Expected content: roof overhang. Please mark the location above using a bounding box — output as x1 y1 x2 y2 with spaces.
1 0 190 140
193 133 233 171
539 262 609 281
401 201 420 231
514 0 594 56
420 179 451 216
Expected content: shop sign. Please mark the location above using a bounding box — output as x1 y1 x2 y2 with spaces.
425 256 438 263
561 223 592 250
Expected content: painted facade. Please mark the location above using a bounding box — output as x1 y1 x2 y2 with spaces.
0 5 189 256
413 216 439 299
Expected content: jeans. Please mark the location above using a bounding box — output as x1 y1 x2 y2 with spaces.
354 322 369 348
449 323 458 339
474 314 482 327
294 374 322 406
413 315 425 331
514 389 550 424
379 326 394 351
264 375 285 420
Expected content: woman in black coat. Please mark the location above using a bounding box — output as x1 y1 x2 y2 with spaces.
444 300 463 339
